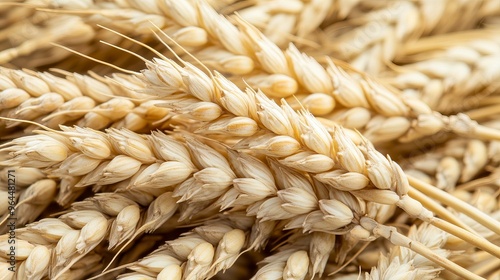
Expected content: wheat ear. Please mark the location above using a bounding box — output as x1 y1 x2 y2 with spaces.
1 120 493 278
162 18 500 143
322 0 500 74
137 55 496 266
95 216 249 280
136 42 500 236
384 30 500 114
0 67 171 136
0 12 94 65
403 138 491 190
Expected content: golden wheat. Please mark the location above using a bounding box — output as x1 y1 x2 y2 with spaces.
1 1 500 279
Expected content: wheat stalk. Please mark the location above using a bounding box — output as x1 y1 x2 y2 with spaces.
448 188 500 241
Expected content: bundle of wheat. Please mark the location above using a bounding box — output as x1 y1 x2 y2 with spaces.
0 1 500 280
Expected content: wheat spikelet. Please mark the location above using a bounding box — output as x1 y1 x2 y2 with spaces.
0 179 56 231
0 166 54 233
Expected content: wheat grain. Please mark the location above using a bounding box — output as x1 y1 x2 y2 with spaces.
1 179 56 229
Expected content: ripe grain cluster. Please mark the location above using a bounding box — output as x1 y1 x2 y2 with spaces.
0 1 499 280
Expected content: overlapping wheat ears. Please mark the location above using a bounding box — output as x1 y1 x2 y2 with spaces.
0 0 499 279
